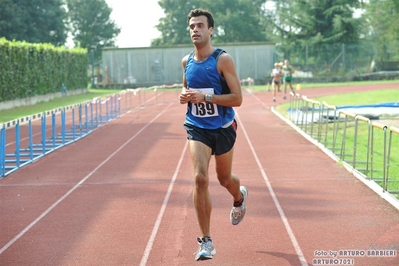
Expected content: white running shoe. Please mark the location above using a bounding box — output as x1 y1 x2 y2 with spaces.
194 237 216 261
230 186 248 225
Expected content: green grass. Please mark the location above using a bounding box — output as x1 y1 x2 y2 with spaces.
309 89 399 106
0 88 122 123
275 88 399 115
289 79 399 89
250 79 399 92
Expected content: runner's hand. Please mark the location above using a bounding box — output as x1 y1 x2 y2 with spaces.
183 89 205 104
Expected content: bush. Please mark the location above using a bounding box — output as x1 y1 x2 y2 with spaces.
0 38 87 102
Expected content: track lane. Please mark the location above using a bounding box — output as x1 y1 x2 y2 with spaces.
144 89 307 265
236 89 399 265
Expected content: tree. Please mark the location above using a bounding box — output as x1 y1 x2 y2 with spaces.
152 0 193 46
0 0 67 46
207 0 268 43
364 0 399 61
67 0 120 58
152 0 267 46
265 0 364 71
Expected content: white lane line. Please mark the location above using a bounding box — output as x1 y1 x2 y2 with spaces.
0 102 174 255
139 140 189 266
235 111 308 266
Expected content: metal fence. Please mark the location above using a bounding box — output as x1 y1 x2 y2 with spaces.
101 43 275 86
287 93 399 197
99 42 399 90
276 42 399 81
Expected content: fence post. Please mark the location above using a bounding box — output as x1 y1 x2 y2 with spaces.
85 103 89 133
90 101 94 129
306 98 321 138
370 122 387 185
117 94 121 117
61 108 66 145
0 124 5 177
15 121 20 168
51 112 56 149
290 93 300 125
71 108 76 139
289 94 295 119
386 126 399 194
99 98 103 123
300 96 308 130
372 123 388 192
78 104 83 134
322 102 337 148
28 118 33 160
353 115 371 172
41 114 47 155
289 93 298 123
338 110 356 161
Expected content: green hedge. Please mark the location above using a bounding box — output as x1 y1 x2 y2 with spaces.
0 38 87 102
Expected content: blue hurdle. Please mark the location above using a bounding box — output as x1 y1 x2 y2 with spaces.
0 94 121 177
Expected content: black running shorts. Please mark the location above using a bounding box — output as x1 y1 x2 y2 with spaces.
184 121 237 155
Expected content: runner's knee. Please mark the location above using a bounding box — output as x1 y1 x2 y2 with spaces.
217 174 232 188
194 173 209 189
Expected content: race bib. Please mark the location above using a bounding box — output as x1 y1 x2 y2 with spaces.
191 88 219 118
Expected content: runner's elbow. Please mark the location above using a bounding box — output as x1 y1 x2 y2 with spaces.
234 96 243 107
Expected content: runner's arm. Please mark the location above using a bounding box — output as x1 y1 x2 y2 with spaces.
179 55 191 105
213 53 242 107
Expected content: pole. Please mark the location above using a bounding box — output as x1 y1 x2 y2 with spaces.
90 49 96 88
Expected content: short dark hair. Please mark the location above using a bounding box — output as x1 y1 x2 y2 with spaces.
187 8 214 29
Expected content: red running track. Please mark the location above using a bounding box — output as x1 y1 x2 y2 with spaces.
0 84 398 265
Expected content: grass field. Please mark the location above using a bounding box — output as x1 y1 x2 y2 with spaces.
251 79 399 92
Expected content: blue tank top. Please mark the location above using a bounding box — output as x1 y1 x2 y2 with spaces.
184 48 235 129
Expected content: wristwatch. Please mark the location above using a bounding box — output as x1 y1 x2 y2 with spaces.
205 94 213 102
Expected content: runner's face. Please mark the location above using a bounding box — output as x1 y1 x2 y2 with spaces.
189 16 213 44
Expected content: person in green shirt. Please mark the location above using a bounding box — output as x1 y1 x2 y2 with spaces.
282 59 295 99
